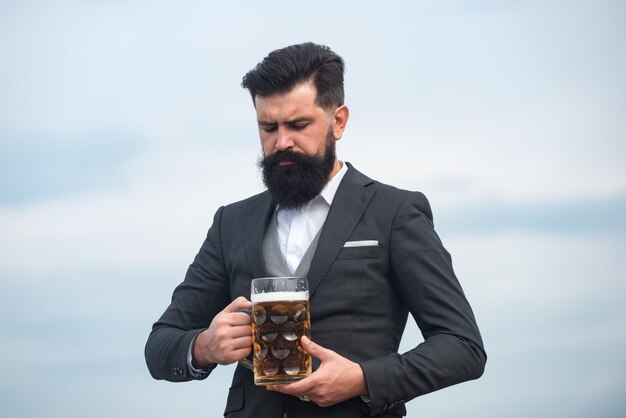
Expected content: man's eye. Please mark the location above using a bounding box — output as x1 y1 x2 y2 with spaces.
262 126 277 133
292 123 308 130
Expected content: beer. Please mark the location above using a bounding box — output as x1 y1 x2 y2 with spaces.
251 283 312 385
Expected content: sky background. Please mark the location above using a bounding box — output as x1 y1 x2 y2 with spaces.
1 0 625 417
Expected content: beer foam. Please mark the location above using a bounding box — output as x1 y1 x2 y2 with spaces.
251 291 308 303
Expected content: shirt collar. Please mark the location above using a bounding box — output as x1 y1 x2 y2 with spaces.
319 160 348 206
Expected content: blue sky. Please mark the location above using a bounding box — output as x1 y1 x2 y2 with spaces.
1 1 625 417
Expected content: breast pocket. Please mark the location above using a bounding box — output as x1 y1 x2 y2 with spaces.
335 243 382 260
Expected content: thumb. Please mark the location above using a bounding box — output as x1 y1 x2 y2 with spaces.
224 296 252 313
301 335 333 361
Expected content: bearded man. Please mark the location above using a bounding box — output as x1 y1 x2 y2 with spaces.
145 42 486 418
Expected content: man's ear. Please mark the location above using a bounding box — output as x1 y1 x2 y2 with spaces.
332 105 350 140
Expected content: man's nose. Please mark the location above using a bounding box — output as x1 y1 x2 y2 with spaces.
274 128 294 151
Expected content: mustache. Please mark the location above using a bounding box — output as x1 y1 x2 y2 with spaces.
262 150 321 167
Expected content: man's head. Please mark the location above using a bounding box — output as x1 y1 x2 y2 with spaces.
241 42 344 111
243 43 349 210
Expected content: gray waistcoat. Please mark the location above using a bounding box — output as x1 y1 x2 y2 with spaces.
262 211 322 277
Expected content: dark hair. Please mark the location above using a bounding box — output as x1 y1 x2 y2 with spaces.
241 42 344 110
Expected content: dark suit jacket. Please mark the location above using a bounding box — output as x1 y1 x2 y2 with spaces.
145 163 486 417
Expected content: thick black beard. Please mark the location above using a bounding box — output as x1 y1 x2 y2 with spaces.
258 137 336 210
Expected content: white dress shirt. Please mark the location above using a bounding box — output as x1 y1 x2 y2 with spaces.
276 161 348 273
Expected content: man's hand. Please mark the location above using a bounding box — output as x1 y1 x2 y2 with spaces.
266 336 369 407
193 296 253 367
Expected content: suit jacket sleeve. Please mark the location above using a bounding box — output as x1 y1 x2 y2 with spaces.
144 206 231 382
360 192 486 415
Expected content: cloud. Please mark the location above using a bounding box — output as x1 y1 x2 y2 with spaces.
0 145 263 277
435 192 626 235
0 130 149 204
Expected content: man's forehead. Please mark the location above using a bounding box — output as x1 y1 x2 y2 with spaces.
254 82 323 120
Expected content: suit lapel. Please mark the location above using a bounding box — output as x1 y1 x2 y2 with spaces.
307 164 376 296
245 191 274 279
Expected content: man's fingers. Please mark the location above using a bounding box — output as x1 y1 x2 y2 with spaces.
232 336 253 351
266 337 333 396
301 335 332 361
223 296 252 313
212 322 250 342
232 346 252 358
228 312 253 326
228 323 252 337
267 378 315 396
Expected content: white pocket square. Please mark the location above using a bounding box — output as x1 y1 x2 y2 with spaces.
343 240 379 248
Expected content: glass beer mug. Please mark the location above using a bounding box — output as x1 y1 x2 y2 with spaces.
241 277 312 385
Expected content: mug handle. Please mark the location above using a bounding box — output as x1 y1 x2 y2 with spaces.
238 308 254 371
238 358 254 370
